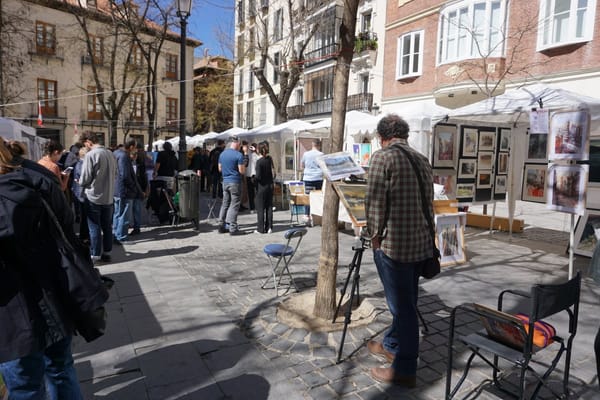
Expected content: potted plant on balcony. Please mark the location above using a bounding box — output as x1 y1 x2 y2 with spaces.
354 31 378 53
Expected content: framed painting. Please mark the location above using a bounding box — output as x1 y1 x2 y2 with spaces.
331 183 367 227
573 209 600 257
458 159 477 178
499 129 511 151
522 164 547 203
479 130 496 151
462 128 478 157
497 153 509 174
478 152 494 170
352 144 361 165
548 110 590 161
547 164 588 214
433 169 457 199
435 214 466 266
433 124 458 168
527 132 548 163
456 183 475 199
590 138 600 186
477 170 493 189
360 143 372 167
495 175 507 194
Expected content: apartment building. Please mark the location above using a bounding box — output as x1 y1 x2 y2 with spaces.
233 0 386 129
0 0 199 149
382 0 600 122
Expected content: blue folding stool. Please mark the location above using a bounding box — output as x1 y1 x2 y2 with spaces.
261 227 308 296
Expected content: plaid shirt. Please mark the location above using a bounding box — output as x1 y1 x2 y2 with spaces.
365 139 434 262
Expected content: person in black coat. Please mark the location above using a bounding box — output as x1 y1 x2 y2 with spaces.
254 141 276 234
0 138 84 399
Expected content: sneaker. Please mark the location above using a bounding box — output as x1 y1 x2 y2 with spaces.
100 254 112 263
218 226 228 234
254 230 264 234
229 230 246 236
267 228 272 234
129 228 141 235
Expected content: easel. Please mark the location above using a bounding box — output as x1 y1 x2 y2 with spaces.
332 235 430 363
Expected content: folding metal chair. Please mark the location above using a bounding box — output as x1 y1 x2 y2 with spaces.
205 197 218 221
446 272 581 400
261 227 307 296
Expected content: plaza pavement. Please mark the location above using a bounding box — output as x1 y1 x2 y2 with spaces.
73 195 600 399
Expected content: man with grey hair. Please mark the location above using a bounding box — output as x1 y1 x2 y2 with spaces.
364 114 434 387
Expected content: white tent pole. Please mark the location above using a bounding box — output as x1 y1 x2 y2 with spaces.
569 214 575 279
294 131 298 181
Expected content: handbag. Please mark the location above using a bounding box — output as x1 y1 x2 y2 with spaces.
394 144 441 279
41 198 110 342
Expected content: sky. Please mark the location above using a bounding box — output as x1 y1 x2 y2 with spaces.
187 0 234 59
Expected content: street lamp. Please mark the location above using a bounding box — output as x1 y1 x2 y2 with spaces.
177 0 192 171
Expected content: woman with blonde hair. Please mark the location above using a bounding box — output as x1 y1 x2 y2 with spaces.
0 138 84 399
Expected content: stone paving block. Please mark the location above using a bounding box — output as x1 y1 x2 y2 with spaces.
270 338 295 352
357 385 387 400
301 370 330 388
306 384 339 399
312 345 337 359
288 327 309 342
310 331 329 346
290 342 311 356
320 364 345 381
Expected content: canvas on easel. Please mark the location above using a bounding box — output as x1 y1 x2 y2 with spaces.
331 182 367 227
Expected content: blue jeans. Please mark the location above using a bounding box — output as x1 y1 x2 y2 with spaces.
85 200 113 258
112 197 133 241
373 249 422 375
0 336 82 400
218 182 241 232
132 198 143 230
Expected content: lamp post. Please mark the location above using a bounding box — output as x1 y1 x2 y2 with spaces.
177 0 192 171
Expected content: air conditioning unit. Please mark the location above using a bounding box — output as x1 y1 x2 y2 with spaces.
487 63 496 73
81 55 93 65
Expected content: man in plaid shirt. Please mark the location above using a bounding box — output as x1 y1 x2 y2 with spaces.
365 114 434 387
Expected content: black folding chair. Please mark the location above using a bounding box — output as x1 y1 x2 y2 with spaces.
446 272 581 400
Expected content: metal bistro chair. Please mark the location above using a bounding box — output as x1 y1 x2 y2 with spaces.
446 272 581 400
261 227 308 296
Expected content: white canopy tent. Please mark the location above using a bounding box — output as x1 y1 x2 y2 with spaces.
239 119 328 180
215 126 248 141
0 118 47 160
308 110 381 150
441 83 600 278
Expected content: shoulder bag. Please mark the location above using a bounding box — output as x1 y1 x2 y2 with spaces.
394 144 441 279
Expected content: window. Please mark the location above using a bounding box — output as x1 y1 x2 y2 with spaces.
87 86 102 120
248 68 254 92
538 0 596 49
437 0 506 64
397 30 424 79
360 74 369 93
245 101 254 128
296 88 303 105
166 97 178 123
36 21 56 55
249 0 256 17
130 93 144 120
129 45 143 67
166 53 178 79
238 68 244 94
274 8 284 41
237 104 244 127
237 1 245 25
362 12 372 32
237 34 245 65
259 97 267 124
89 35 103 64
273 52 280 84
249 28 256 61
38 79 57 117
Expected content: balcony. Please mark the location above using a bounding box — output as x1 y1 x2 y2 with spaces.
354 31 378 53
287 93 373 118
28 41 64 61
304 42 338 68
30 102 66 124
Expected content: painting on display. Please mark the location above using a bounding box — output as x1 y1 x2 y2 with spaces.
477 170 493 189
527 132 548 162
590 138 600 186
462 128 478 157
495 175 507 194
478 152 494 170
479 130 496 151
435 214 466 267
499 129 511 151
352 143 372 167
433 169 457 199
433 124 458 168
458 159 477 179
456 183 475 199
522 164 548 203
546 164 588 214
332 183 367 227
497 153 509 174
317 152 365 181
548 110 590 160
573 210 600 257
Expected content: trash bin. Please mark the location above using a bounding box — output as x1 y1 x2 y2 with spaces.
177 170 199 220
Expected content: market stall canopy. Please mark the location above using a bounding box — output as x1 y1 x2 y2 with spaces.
215 126 248 141
0 117 47 160
248 119 317 138
442 84 600 129
308 110 381 137
166 135 193 152
188 132 217 148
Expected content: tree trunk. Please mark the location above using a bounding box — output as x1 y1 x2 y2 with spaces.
313 0 359 320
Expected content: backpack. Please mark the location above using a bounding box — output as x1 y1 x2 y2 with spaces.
0 167 109 341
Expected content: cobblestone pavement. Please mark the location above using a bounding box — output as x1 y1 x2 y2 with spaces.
73 196 600 399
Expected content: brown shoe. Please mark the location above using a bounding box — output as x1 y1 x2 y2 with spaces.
367 340 395 363
370 367 417 388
